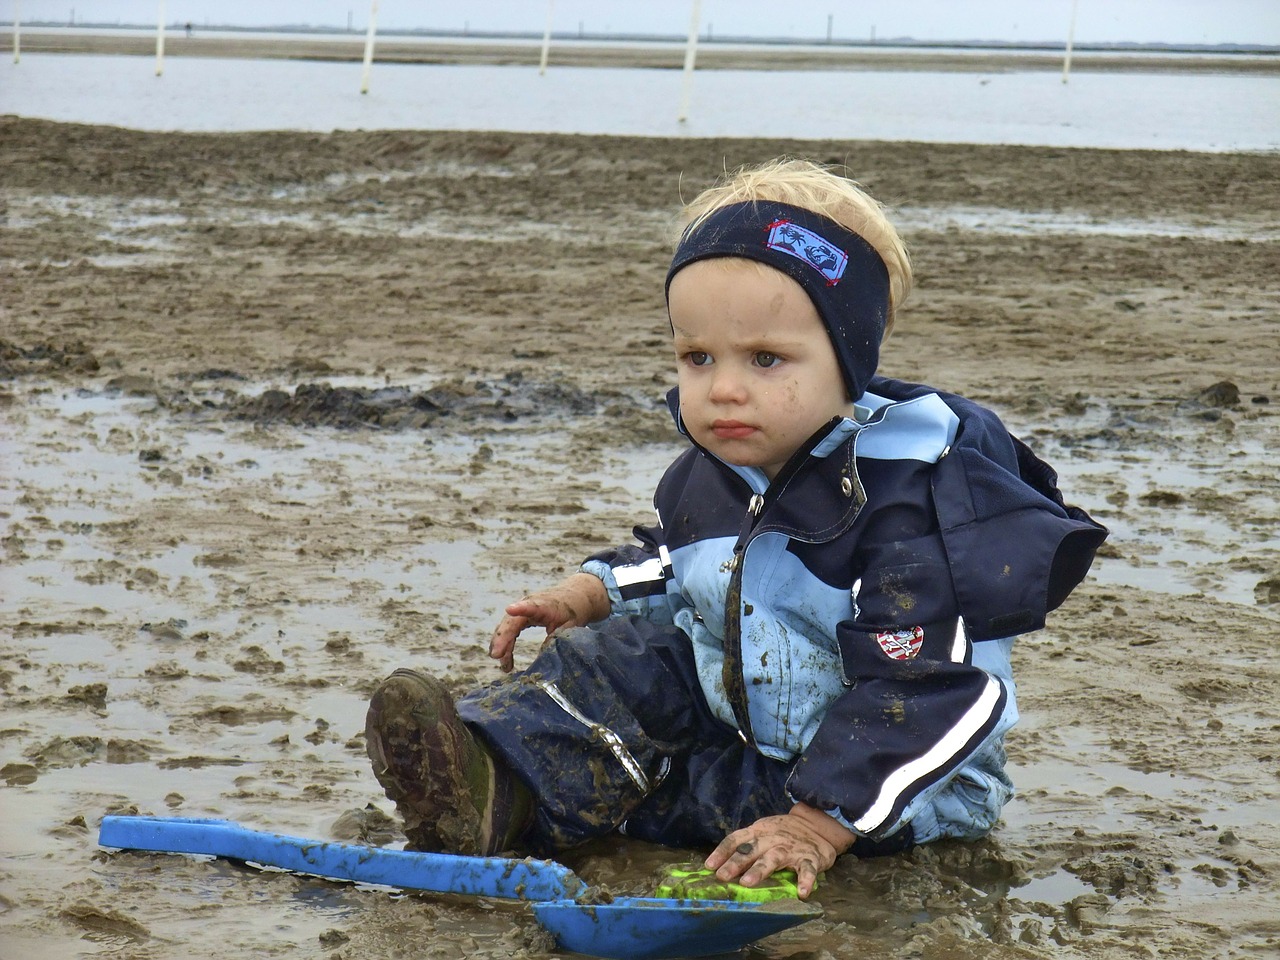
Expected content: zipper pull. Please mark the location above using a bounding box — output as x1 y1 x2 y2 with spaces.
732 494 766 555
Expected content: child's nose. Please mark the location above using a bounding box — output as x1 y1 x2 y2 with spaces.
707 367 748 403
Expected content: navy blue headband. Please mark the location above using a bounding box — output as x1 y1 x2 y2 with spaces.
665 200 890 401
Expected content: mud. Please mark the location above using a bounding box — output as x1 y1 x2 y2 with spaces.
1 116 1278 959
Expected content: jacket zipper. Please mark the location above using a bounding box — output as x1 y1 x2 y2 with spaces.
711 416 853 750
721 493 764 747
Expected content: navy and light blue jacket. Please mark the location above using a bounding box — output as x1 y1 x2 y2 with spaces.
582 375 1107 843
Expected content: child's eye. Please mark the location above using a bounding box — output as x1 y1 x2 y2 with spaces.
686 351 711 366
754 352 781 368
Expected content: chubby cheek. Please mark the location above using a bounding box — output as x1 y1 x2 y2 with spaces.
677 395 702 434
761 379 802 415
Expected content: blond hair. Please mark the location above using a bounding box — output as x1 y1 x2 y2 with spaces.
678 158 911 337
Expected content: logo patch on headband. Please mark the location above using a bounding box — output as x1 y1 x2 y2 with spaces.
764 219 848 285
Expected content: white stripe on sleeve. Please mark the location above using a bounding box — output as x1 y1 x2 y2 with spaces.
612 555 666 589
853 675 1004 835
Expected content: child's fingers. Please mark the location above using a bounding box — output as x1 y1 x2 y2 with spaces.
489 614 529 671
503 598 542 618
505 597 565 624
793 860 820 899
705 829 754 875
707 817 831 899
508 599 577 634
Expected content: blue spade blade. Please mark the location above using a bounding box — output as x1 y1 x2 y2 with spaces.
532 896 823 960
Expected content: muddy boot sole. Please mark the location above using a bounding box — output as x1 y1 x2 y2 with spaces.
365 668 496 855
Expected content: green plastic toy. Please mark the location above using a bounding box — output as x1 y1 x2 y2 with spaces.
654 863 816 903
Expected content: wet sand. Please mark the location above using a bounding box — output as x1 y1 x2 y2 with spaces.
2 116 1279 958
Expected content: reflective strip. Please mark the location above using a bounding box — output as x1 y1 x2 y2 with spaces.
475 746 499 854
613 555 666 589
853 676 1004 834
950 619 969 664
654 756 672 788
535 679 650 793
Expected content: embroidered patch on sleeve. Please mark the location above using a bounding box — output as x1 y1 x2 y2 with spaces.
765 219 849 285
875 626 925 660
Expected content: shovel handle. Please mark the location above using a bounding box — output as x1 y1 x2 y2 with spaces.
98 815 584 901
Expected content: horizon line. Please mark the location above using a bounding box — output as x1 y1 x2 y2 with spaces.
17 21 1280 54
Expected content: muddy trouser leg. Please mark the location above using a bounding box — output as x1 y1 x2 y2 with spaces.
458 615 916 856
456 616 794 854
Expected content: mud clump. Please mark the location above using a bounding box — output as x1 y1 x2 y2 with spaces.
0 338 100 377
330 804 401 845
61 901 151 942
25 736 105 768
2 762 40 785
232 645 286 674
65 682 109 711
1196 380 1240 408
228 377 605 431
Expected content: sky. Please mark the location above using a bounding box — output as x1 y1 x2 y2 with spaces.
8 0 1280 46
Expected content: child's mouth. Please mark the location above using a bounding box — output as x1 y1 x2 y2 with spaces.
712 420 756 440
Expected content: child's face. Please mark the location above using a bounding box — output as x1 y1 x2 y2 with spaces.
668 258 850 480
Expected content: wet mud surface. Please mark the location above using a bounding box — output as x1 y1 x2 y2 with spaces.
2 117 1278 958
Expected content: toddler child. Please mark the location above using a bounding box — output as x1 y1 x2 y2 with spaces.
364 158 1107 899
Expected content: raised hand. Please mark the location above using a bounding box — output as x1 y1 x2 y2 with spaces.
488 573 611 672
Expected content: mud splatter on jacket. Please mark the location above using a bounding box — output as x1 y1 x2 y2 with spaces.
582 375 1107 842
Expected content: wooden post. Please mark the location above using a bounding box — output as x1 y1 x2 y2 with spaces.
677 0 702 123
12 0 20 65
539 0 555 76
360 0 379 94
1062 0 1079 84
155 0 166 76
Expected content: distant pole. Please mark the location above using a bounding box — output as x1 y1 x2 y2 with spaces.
155 0 165 76
1062 0 1078 83
677 0 702 123
827 13 833 43
539 0 554 76
360 0 378 94
12 0 20 65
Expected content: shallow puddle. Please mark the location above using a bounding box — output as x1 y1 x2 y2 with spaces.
896 205 1280 242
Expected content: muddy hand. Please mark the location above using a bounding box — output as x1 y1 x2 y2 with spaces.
705 804 856 899
488 573 611 673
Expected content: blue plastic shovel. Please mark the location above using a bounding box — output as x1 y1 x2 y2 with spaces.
98 816 821 959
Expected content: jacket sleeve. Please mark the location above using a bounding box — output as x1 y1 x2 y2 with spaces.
869 374 1108 640
786 526 1018 841
580 521 689 626
933 432 1109 640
